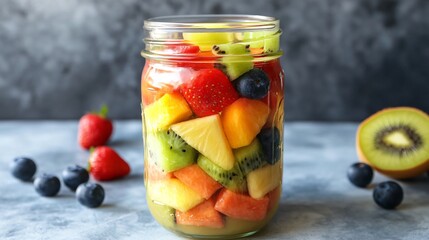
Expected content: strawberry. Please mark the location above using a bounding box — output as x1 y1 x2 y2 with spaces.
165 44 200 54
180 69 239 117
78 105 113 149
89 146 130 181
164 44 215 70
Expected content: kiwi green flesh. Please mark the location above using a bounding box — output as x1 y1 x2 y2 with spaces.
233 138 267 176
242 31 280 53
147 130 197 173
197 154 247 193
263 36 280 53
212 43 254 81
359 109 429 171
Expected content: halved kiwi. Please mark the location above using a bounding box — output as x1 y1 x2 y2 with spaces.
356 107 429 179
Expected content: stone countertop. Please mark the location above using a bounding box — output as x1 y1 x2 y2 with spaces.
1 121 428 240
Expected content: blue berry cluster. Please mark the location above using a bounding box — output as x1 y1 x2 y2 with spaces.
347 162 403 210
10 157 104 208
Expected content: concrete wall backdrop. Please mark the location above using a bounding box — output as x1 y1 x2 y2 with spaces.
0 0 428 121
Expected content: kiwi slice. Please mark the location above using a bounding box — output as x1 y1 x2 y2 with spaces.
146 130 197 173
212 43 254 80
242 31 280 54
262 36 280 53
357 107 429 179
234 138 267 176
197 154 247 193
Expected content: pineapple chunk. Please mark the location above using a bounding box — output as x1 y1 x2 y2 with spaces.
171 115 235 170
247 161 282 199
148 178 204 212
143 92 192 132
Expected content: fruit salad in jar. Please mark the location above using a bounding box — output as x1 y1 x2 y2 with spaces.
141 15 284 239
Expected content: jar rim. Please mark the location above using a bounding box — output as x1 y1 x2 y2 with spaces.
144 14 279 32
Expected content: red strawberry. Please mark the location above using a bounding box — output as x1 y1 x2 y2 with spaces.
89 146 130 181
165 44 215 70
78 105 113 149
165 44 200 54
180 69 239 117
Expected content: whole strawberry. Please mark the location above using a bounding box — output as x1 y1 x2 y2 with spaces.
89 146 130 181
78 105 113 149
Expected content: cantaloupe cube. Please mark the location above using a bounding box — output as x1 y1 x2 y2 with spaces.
173 164 222 199
176 197 224 228
143 92 193 132
221 98 270 148
214 189 269 221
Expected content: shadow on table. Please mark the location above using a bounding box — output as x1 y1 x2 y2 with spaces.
252 191 422 239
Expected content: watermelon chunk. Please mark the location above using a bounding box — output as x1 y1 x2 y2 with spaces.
176 197 224 228
214 189 269 221
173 164 222 199
145 161 173 182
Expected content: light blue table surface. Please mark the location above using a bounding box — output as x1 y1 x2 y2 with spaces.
1 121 428 240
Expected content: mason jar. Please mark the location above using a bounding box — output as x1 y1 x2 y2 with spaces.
141 15 284 239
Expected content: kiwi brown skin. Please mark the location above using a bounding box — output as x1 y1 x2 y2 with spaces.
356 107 429 179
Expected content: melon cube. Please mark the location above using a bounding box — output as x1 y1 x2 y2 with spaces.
144 160 173 183
247 161 282 199
214 189 269 221
144 92 193 132
221 98 270 148
173 164 222 199
176 197 224 228
149 178 204 212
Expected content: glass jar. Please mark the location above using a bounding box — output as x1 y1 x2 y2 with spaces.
141 15 284 239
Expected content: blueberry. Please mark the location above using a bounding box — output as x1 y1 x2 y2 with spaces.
76 183 105 208
233 69 270 99
373 181 403 210
62 165 90 191
10 157 37 182
257 127 281 164
34 174 61 197
347 163 373 188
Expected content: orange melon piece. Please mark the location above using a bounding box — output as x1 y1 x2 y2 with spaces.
214 189 269 221
143 92 193 132
176 197 224 228
171 115 235 170
221 98 270 148
173 164 222 199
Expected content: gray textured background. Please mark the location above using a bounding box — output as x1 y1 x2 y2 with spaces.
0 0 428 121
